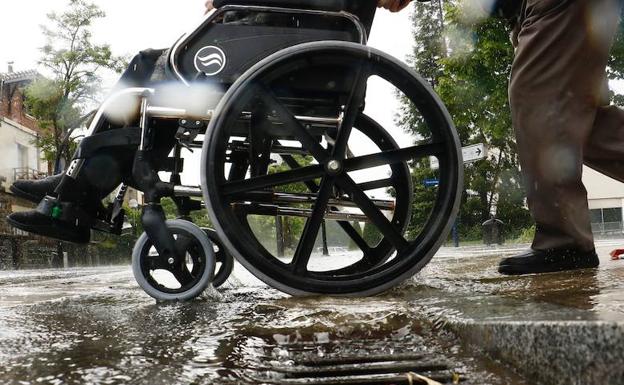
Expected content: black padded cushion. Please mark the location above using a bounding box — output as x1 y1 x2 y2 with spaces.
214 0 350 11
213 0 377 33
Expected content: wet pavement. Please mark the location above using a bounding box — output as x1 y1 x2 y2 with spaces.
407 240 624 385
0 256 530 385
1 240 624 385
411 239 624 321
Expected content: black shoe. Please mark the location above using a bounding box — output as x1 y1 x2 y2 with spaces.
10 174 63 203
7 210 91 244
498 248 599 275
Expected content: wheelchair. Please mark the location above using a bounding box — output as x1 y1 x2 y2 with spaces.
54 0 463 300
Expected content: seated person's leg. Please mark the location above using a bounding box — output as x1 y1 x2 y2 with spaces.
8 120 178 243
10 48 168 204
7 147 136 243
7 49 170 243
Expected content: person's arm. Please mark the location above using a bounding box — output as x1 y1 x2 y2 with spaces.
377 0 413 12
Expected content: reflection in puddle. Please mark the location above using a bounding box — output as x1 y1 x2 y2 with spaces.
0 266 526 385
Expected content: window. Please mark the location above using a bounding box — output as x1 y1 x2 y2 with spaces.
590 207 622 224
17 143 28 169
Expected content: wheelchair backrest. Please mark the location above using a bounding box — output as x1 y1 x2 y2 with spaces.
168 2 376 87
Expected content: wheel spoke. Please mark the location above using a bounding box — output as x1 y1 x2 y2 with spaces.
282 153 375 259
291 177 335 273
222 164 324 195
254 84 329 163
343 142 444 172
174 235 194 259
337 221 372 256
280 154 321 193
335 175 409 253
358 178 394 191
148 255 169 270
332 62 370 157
172 234 198 284
172 263 194 286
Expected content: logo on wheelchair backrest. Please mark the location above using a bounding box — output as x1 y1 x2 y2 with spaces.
194 46 227 76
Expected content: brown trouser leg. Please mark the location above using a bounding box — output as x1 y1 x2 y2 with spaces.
510 0 622 252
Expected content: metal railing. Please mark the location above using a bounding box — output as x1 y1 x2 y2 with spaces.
591 221 623 236
13 168 48 181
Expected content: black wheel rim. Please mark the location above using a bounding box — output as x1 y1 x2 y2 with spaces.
205 228 234 287
203 42 461 295
139 228 208 295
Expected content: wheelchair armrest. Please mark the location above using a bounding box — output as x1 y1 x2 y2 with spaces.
213 0 348 12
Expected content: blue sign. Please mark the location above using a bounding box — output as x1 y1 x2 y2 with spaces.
424 179 439 187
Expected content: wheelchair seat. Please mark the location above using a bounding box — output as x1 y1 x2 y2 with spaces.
169 0 377 95
214 0 349 11
213 0 376 33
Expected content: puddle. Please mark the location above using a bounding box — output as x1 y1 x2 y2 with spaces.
0 264 528 384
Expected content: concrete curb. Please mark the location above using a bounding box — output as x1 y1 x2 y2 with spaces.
447 320 624 385
409 244 624 385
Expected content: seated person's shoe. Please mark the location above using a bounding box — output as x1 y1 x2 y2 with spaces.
10 174 63 203
498 248 599 275
6 196 93 244
7 211 91 244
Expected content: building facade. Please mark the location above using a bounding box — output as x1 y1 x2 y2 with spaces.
0 68 48 186
0 66 49 214
583 166 624 237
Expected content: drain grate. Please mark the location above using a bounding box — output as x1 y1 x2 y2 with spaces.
254 350 463 385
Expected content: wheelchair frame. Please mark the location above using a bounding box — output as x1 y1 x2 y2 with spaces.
58 2 463 300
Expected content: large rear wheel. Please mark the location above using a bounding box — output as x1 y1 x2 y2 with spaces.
201 41 463 296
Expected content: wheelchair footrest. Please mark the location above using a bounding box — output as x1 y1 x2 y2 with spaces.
36 196 125 236
36 196 95 227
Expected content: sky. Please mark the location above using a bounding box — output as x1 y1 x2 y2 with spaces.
0 1 415 83
0 1 417 187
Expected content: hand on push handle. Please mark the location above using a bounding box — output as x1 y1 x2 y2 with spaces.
377 0 414 12
205 0 214 14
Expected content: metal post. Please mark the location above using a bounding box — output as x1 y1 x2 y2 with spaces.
437 0 444 28
54 242 64 268
321 220 329 256
452 221 459 248
437 0 448 57
276 215 285 257
10 238 20 270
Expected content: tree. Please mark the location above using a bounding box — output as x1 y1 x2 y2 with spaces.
438 8 532 237
403 1 624 241
25 0 125 171
402 1 532 240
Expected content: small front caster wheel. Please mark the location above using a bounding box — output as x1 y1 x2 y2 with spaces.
132 219 216 301
204 228 234 288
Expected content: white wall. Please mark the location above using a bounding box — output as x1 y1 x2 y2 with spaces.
584 166 624 201
0 117 46 187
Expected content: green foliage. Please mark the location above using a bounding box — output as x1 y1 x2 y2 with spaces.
404 0 624 243
190 209 213 228
160 197 178 219
25 78 81 164
516 225 536 244
362 222 383 248
406 160 438 240
267 156 314 251
25 0 125 166
403 1 531 241
348 221 363 250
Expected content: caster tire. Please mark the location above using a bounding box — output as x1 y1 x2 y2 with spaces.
204 228 235 288
132 219 216 301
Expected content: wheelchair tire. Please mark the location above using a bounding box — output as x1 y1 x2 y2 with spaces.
204 228 234 288
202 41 463 296
132 219 216 301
